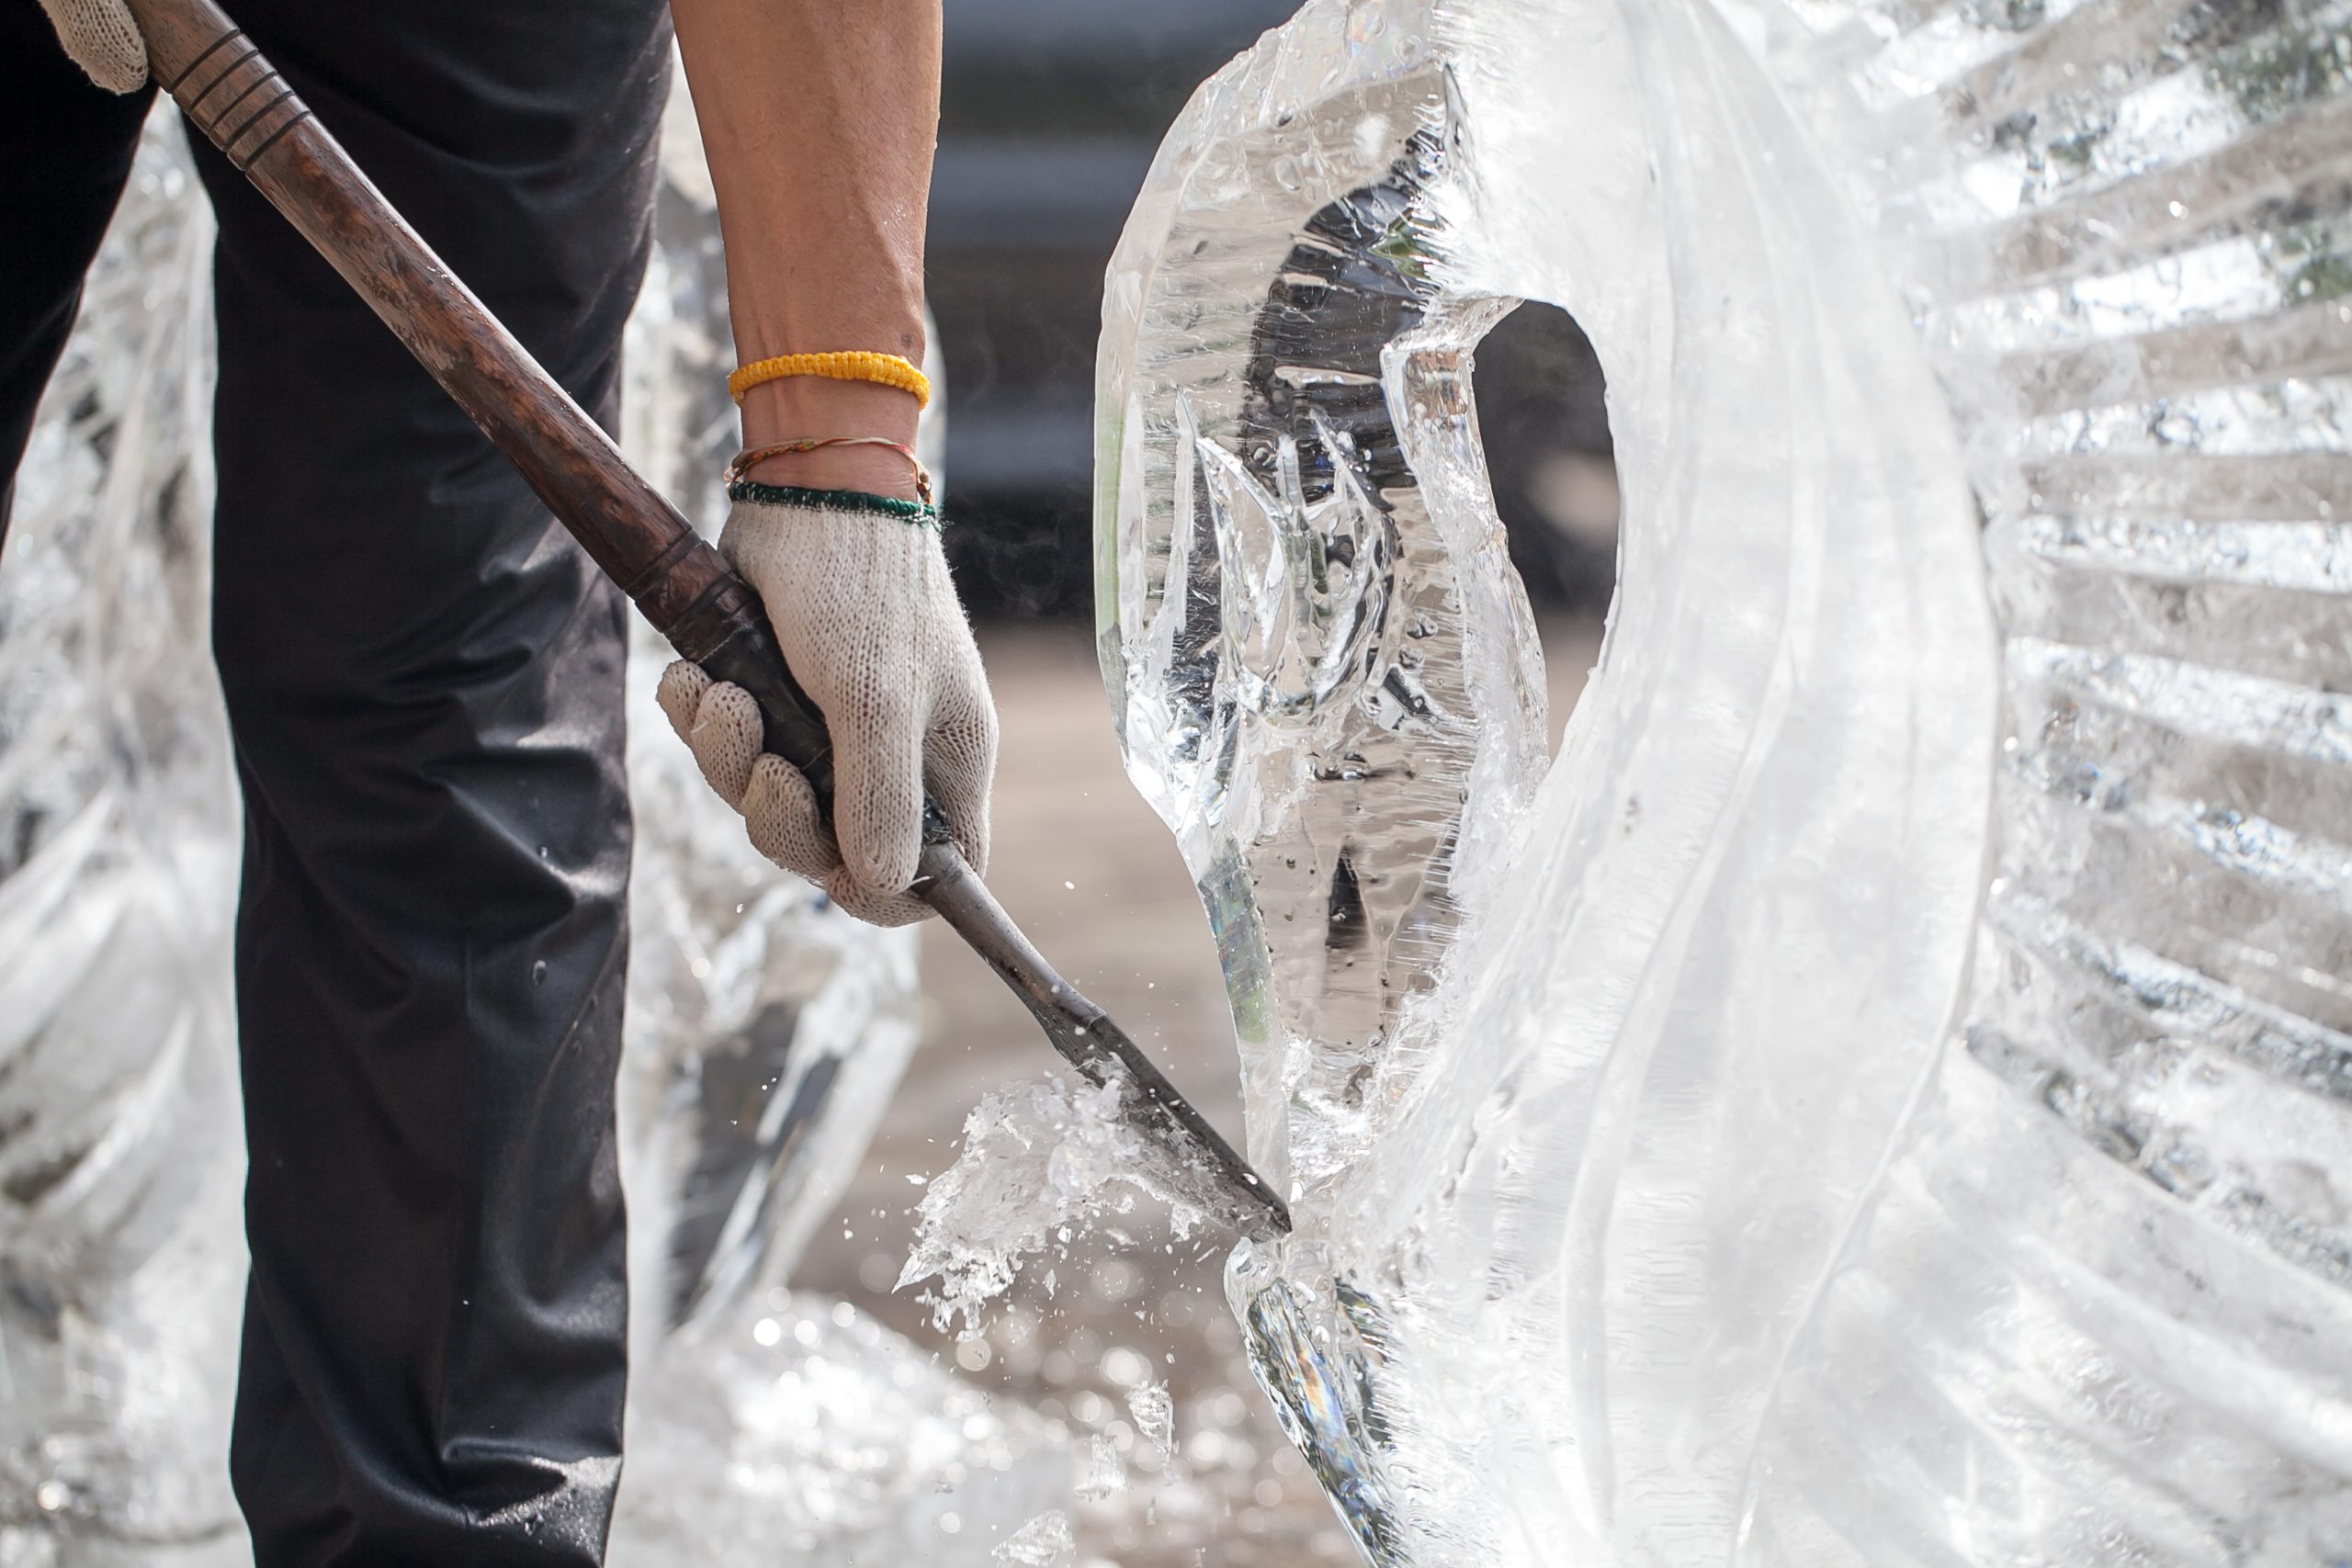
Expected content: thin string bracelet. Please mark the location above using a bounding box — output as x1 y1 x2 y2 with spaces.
725 436 933 505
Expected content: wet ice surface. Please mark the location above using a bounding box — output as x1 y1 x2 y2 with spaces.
1100 0 2352 1563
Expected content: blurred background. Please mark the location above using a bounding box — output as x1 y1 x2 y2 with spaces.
789 6 1620 1565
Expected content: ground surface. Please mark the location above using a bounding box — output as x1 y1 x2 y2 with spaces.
794 615 1600 1567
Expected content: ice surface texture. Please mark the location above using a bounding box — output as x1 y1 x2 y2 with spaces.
1095 13 1551 1205
1098 0 2352 1563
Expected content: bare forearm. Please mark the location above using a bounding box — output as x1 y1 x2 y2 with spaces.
673 0 942 497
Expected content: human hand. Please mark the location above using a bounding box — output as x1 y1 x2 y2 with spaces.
658 489 995 927
40 0 149 94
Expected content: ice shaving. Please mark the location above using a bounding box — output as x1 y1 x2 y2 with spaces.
989 1509 1076 1567
898 1069 1220 1335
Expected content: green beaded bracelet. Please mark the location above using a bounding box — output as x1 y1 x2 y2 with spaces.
726 479 943 529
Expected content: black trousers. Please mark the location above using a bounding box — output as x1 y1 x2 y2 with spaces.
2 4 669 1562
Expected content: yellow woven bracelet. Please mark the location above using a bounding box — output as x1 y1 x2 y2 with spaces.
727 350 931 409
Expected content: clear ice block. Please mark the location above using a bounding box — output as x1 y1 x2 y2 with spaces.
1099 0 2352 1562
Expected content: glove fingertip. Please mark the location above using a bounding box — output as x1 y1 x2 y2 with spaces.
840 805 920 900
656 660 710 741
684 682 763 807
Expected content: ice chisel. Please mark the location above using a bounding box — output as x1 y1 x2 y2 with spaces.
126 0 1291 1240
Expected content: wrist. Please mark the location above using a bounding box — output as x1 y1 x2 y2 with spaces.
738 378 925 501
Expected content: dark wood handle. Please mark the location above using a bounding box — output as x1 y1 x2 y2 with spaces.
123 0 857 800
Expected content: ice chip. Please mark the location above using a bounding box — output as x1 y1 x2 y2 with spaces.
899 1072 1215 1335
990 1509 1075 1568
1125 1382 1175 1469
610 1292 1072 1565
1073 1432 1126 1502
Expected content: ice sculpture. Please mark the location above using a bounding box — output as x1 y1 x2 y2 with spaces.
0 86 1052 1568
1096 8 1552 1204
1100 0 2352 1563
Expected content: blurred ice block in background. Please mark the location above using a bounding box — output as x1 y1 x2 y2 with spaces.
0 78 1059 1565
1101 0 2352 1562
0 120 246 1568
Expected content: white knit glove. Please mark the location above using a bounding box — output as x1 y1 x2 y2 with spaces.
39 0 148 94
657 492 996 928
